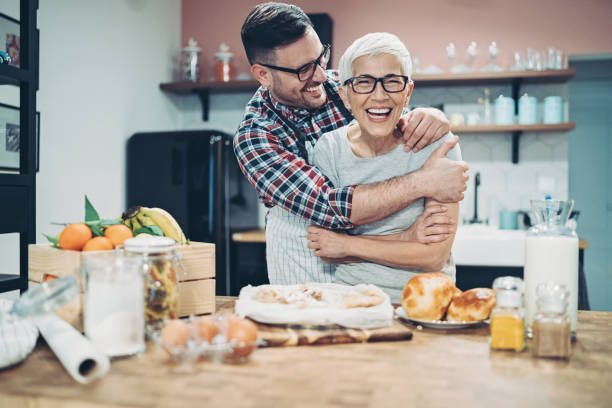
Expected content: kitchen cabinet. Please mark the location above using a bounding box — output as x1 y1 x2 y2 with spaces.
0 1 38 294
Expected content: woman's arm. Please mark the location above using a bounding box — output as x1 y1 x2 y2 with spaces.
307 200 459 271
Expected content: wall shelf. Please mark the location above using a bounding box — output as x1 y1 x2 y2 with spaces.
452 122 576 133
159 69 576 122
159 69 576 163
452 122 576 163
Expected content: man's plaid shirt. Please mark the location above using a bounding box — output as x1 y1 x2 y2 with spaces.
234 71 355 230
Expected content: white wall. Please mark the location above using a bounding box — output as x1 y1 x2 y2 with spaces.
0 0 182 280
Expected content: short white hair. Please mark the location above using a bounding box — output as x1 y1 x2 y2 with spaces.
338 32 412 85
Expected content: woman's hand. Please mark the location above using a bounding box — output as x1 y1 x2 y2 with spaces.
401 201 456 244
306 225 350 258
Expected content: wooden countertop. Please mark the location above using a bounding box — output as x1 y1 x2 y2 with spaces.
1 297 610 407
232 228 589 249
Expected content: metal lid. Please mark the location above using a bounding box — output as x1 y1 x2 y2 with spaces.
123 235 176 254
10 275 80 319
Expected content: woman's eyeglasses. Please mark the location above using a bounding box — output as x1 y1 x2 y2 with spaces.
343 74 411 94
257 44 331 81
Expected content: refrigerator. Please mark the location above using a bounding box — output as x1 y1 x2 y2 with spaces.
126 130 259 296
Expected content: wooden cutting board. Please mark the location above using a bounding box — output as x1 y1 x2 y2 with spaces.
216 295 412 347
255 320 413 347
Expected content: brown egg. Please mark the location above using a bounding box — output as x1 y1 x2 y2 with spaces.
226 315 258 357
195 316 219 343
161 319 190 351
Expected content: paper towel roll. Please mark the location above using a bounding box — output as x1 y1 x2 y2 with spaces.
32 313 110 384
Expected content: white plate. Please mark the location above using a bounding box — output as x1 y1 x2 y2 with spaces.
394 307 489 329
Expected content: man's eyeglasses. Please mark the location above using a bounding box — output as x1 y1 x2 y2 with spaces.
343 74 411 94
257 44 331 81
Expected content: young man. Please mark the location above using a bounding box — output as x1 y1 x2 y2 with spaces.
234 2 469 283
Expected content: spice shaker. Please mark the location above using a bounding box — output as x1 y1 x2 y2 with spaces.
490 276 525 352
533 281 571 359
124 235 186 338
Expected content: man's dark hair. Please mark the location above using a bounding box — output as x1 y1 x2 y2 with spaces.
241 2 313 65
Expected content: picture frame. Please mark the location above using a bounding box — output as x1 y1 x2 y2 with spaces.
0 12 20 67
0 102 40 172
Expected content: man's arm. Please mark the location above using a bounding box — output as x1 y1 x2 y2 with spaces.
349 135 468 225
235 107 466 229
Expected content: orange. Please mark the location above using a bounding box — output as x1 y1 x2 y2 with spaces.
104 224 133 248
82 236 114 252
58 223 92 250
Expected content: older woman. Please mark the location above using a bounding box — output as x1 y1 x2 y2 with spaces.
307 32 462 303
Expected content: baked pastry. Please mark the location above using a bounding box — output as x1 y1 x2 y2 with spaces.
401 272 455 320
446 288 496 322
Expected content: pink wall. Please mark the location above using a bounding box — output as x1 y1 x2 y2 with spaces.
182 0 612 82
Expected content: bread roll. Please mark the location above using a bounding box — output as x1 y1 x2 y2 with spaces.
446 288 496 322
401 272 455 320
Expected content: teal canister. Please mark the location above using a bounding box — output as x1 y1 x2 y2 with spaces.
518 94 538 124
494 95 515 125
543 96 563 124
499 210 519 230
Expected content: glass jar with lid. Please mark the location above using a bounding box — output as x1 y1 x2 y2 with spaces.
532 281 571 359
490 276 525 352
124 235 186 337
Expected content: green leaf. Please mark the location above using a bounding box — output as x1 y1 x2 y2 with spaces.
134 225 164 237
101 218 122 227
85 195 100 222
85 220 103 237
44 233 59 248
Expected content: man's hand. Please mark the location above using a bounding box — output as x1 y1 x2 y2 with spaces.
399 107 451 152
306 225 349 258
401 201 456 244
421 135 469 202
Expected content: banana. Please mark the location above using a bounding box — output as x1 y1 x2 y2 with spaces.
140 207 187 244
121 206 141 233
136 212 156 227
131 217 143 233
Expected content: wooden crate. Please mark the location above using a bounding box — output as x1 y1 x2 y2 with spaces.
28 242 216 327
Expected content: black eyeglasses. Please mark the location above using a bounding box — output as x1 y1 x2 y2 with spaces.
257 44 331 81
343 74 411 94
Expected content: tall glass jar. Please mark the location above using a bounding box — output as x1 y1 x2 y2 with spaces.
181 38 201 82
524 198 578 337
124 235 186 337
533 281 571 359
490 276 525 352
83 254 145 358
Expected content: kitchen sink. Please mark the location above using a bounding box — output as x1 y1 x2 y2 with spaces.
452 225 526 267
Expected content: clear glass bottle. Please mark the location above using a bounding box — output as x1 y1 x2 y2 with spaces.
124 235 186 338
490 276 525 352
532 281 571 359
524 198 578 337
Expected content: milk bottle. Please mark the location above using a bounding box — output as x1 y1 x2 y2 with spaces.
524 199 578 336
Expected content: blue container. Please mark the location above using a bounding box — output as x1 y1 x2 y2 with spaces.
518 94 538 124
543 96 563 124
499 210 519 230
494 95 515 125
